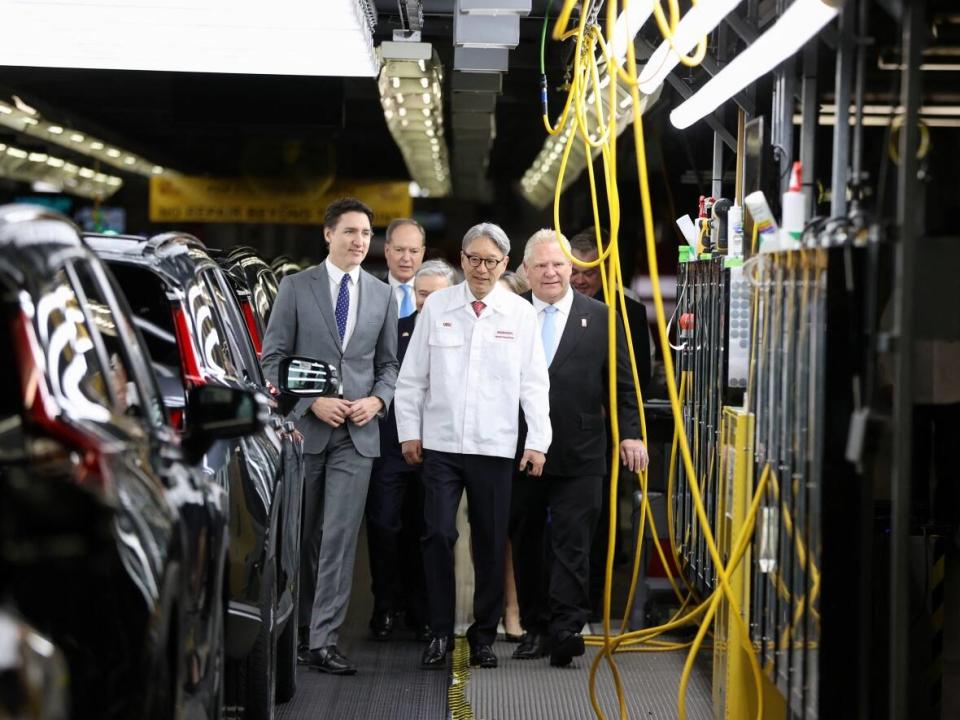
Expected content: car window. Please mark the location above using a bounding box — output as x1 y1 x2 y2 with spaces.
202 269 264 386
0 287 25 458
103 262 186 411
85 264 169 428
33 269 113 424
71 260 168 430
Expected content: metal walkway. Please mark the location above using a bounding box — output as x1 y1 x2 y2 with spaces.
279 522 713 720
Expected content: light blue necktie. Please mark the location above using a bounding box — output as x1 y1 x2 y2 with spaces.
399 283 415 319
541 304 559 366
335 274 350 341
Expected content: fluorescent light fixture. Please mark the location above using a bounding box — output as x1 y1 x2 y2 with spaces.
520 75 661 208
379 43 451 197
0 97 169 177
0 140 123 199
638 0 742 94
0 0 379 77
671 0 842 130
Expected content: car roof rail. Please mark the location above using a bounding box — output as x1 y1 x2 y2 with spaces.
0 204 83 245
84 231 147 243
146 232 207 255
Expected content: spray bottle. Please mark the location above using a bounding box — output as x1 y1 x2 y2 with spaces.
743 191 779 253
727 204 744 258
780 161 805 250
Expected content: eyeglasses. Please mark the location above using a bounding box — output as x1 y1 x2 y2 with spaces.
462 251 505 270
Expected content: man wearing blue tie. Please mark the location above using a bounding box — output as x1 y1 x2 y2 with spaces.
384 218 425 320
261 198 398 675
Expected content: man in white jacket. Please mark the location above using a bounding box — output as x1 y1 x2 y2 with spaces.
394 222 551 670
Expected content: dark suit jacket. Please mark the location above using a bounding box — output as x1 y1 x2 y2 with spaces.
521 291 641 478
593 290 652 393
379 312 416 463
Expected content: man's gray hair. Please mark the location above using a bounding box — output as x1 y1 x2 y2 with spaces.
523 228 571 264
414 259 458 287
386 218 426 245
462 222 510 256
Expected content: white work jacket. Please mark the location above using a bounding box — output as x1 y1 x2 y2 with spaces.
394 281 552 459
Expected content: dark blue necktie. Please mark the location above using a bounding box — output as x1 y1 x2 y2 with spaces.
335 274 350 341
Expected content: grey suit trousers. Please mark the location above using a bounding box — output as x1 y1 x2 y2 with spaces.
302 426 374 649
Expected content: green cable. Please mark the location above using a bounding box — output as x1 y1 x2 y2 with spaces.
540 0 554 75
539 0 555 117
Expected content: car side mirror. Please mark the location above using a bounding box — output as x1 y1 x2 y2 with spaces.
182 385 268 462
278 357 339 397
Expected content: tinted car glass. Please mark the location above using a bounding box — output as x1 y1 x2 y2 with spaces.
0 290 24 458
34 269 112 423
103 262 186 410
104 264 179 368
70 260 166 430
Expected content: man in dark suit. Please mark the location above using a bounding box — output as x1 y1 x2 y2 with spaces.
261 197 398 675
366 260 458 641
510 229 648 667
569 228 653 617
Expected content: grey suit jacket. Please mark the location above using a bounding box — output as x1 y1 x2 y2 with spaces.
261 262 399 457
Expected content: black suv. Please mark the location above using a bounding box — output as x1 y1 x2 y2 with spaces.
86 232 305 719
211 246 279 358
0 206 261 719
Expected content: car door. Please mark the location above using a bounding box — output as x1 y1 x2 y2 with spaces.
70 257 227 696
201 267 302 621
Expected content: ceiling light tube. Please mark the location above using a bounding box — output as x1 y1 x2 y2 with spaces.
638 0 743 94
670 0 841 130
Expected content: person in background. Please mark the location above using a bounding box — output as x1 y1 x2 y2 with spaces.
499 269 529 295
496 268 529 643
510 229 647 667
384 218 426 319
395 222 552 670
568 228 652 389
366 259 458 642
569 227 653 619
261 197 398 675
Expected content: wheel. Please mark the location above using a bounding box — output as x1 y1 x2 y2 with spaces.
242 569 277 720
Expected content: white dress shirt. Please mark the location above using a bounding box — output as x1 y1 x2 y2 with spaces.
532 286 574 365
394 281 552 458
325 259 360 348
388 273 415 314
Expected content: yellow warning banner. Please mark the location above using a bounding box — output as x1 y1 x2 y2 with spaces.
149 175 412 226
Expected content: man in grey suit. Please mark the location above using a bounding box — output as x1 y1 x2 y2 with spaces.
261 197 399 675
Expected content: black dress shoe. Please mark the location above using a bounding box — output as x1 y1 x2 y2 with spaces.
512 632 547 660
369 611 395 641
307 646 357 675
469 643 498 669
549 631 585 668
421 635 449 667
